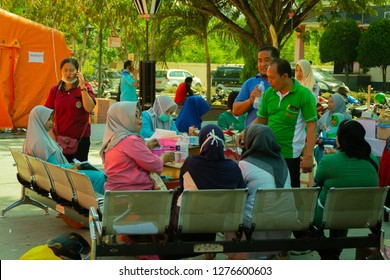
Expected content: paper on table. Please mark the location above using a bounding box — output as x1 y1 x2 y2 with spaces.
150 128 177 139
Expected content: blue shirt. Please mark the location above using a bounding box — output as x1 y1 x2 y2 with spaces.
120 69 137 102
235 74 270 126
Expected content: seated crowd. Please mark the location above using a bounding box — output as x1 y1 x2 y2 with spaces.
22 54 389 260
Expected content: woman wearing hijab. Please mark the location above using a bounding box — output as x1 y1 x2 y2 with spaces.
179 124 245 191
295 59 320 101
140 95 180 138
163 124 245 259
175 96 210 133
100 101 174 191
317 93 351 131
314 120 379 259
226 124 296 260
23 106 105 195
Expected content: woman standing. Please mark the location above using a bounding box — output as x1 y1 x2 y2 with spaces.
295 59 320 101
140 95 180 138
45 58 95 162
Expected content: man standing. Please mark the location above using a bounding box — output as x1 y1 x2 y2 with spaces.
120 60 138 102
174 77 193 105
242 58 318 188
232 45 279 127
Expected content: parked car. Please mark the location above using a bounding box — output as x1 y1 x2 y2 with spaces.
212 64 243 87
155 69 202 91
291 66 346 93
312 68 346 93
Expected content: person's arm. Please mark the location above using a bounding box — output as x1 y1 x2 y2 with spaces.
232 82 260 116
77 72 95 113
170 120 180 135
131 69 138 87
139 112 154 138
301 121 318 173
45 86 56 109
47 154 74 169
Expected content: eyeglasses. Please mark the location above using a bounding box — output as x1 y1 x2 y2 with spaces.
135 113 142 120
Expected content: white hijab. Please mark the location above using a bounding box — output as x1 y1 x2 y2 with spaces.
100 101 139 162
145 95 177 131
23 105 68 164
296 59 315 92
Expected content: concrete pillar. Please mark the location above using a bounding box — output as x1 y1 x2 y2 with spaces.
294 24 306 62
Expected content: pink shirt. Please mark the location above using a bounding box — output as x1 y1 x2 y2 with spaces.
104 135 163 191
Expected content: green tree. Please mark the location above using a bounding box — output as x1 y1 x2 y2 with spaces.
357 18 390 92
319 18 361 82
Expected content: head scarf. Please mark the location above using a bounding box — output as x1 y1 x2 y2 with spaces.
241 124 289 188
100 101 139 162
198 124 225 161
296 59 315 91
146 95 177 131
23 105 68 164
175 96 210 133
318 93 351 128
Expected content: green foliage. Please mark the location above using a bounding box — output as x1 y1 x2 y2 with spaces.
319 18 361 65
357 18 390 68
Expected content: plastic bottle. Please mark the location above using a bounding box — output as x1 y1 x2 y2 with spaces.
253 81 265 109
175 136 189 160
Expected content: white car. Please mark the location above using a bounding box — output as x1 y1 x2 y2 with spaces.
155 69 202 91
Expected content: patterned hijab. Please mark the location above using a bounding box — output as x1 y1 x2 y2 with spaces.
241 124 289 188
23 105 68 164
318 93 351 128
296 59 315 91
100 101 139 162
198 124 225 161
146 95 177 131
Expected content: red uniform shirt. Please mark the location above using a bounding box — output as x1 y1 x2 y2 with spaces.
174 82 187 105
45 82 95 139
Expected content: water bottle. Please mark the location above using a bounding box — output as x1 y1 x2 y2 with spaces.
175 136 189 160
253 81 265 109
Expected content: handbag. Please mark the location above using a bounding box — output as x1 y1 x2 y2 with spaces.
149 172 167 190
56 122 88 155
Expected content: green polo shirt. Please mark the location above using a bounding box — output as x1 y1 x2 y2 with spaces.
257 79 317 158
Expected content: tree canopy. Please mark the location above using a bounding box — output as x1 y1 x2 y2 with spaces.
357 18 390 91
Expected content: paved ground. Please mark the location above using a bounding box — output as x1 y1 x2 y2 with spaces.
0 132 388 260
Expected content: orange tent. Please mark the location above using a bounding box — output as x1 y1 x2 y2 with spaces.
0 9 71 129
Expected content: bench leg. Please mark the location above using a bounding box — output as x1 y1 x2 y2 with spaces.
1 186 49 217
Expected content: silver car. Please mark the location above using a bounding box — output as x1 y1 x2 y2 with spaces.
155 69 202 91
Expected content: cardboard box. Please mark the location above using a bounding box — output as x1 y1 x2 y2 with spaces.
377 125 390 140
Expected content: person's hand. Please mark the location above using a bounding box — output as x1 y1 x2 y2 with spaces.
147 138 160 150
161 151 174 163
76 71 85 88
249 86 261 103
235 131 245 148
300 155 314 173
131 68 138 77
71 163 81 170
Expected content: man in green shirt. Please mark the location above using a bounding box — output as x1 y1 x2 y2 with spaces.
238 58 318 188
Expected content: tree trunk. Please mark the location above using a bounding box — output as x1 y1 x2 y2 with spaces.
381 65 387 92
203 34 211 104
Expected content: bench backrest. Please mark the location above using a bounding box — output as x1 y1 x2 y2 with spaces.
8 149 32 184
27 155 53 194
42 161 75 203
322 187 389 229
102 190 174 236
178 188 248 234
252 187 320 231
66 169 101 211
